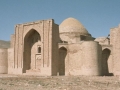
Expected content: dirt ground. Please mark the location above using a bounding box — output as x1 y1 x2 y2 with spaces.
0 74 120 90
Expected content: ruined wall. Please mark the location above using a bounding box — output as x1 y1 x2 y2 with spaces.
8 48 14 74
0 48 8 73
110 26 120 75
8 34 15 74
95 37 110 45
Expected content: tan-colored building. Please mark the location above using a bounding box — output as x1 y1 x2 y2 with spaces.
0 17 120 76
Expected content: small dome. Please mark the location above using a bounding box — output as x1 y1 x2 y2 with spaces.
59 17 90 42
59 17 89 35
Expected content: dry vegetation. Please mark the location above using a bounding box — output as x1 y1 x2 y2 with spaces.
0 74 120 90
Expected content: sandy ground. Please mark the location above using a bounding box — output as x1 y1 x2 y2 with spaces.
0 74 120 90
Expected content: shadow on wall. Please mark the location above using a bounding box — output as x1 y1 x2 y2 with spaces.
59 47 67 75
102 48 113 76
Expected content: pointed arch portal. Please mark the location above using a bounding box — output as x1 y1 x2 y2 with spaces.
23 29 41 73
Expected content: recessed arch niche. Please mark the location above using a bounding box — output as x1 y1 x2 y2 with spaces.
23 29 41 73
59 47 67 75
102 48 113 76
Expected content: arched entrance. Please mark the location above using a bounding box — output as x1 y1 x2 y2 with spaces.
23 29 41 73
102 48 113 76
59 47 67 75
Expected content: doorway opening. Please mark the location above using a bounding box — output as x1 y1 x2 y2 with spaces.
23 29 41 73
59 47 67 75
102 48 113 76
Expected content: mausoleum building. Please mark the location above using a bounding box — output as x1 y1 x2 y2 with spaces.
0 17 120 76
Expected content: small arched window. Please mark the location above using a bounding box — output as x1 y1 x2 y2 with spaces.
80 35 86 41
38 47 41 53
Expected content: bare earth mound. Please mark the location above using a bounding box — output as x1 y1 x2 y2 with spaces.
0 74 120 90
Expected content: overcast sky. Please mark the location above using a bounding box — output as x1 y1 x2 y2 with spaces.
0 0 120 41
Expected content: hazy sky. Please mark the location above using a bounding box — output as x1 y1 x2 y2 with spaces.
0 0 120 41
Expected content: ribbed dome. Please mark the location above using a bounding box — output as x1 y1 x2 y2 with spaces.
59 17 89 35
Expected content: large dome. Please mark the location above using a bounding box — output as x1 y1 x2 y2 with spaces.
59 17 90 43
59 17 89 35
